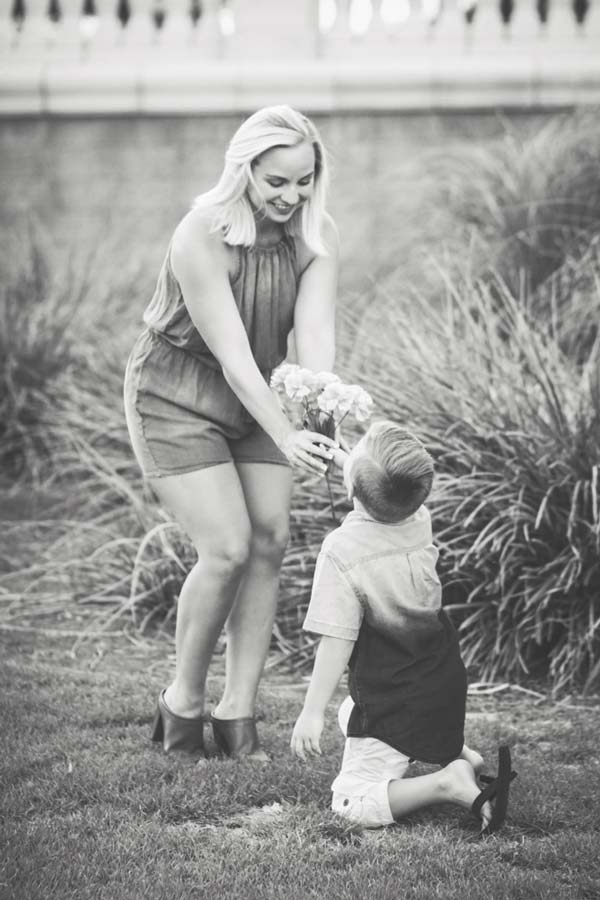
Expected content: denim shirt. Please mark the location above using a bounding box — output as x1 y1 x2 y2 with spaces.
303 506 466 765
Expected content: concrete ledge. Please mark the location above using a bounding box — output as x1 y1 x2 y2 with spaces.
1 59 600 115
0 63 45 114
44 64 140 114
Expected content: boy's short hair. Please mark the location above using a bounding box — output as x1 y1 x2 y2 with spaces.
350 421 434 523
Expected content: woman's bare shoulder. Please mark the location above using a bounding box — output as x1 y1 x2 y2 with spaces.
170 207 228 280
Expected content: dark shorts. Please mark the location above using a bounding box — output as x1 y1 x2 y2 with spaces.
123 329 290 478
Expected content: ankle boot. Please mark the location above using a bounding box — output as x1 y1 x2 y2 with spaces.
210 714 269 761
151 690 205 755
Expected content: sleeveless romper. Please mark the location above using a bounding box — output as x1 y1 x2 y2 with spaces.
123 235 299 478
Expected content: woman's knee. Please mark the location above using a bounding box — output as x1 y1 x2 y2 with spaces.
250 518 290 562
191 527 252 573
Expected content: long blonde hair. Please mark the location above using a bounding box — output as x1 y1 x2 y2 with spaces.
194 105 330 256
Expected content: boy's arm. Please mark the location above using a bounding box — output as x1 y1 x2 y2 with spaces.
330 447 349 470
290 635 355 760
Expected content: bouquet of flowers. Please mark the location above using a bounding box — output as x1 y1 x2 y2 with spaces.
270 363 374 520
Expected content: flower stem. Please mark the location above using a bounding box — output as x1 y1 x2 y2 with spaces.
325 471 339 525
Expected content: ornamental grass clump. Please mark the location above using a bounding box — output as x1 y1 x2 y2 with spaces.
381 113 600 341
0 224 144 487
419 115 600 290
0 228 83 481
349 272 600 694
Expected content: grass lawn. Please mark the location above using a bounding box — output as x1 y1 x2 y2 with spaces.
1 630 599 900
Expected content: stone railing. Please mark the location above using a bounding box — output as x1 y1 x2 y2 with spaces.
1 0 599 113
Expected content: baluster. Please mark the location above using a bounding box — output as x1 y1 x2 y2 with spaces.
536 0 550 27
151 0 166 34
14 0 57 53
349 0 373 35
380 0 411 30
150 0 192 51
457 0 477 49
11 0 26 33
159 0 196 53
421 0 442 32
319 0 337 33
193 0 226 59
380 0 433 48
40 0 80 59
572 0 589 26
317 0 348 58
461 0 477 26
499 0 514 34
218 0 234 37
116 0 131 28
79 0 98 53
46 0 61 46
119 0 153 51
189 0 202 27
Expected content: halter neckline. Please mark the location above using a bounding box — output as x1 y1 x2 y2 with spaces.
250 233 289 253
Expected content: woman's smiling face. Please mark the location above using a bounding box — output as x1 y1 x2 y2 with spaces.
248 141 316 223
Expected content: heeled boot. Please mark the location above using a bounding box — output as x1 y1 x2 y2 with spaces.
150 690 205 755
210 714 269 761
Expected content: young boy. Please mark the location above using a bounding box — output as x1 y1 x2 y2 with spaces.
291 421 515 834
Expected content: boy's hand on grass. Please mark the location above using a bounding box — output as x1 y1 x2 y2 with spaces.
290 711 324 760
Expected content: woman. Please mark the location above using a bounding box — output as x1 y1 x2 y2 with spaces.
123 106 339 760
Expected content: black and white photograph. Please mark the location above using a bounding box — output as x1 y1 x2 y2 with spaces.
1 2 599 898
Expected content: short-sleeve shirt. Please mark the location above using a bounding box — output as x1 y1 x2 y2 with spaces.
303 505 467 765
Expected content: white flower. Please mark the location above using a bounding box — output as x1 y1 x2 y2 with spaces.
271 363 374 423
313 371 341 390
350 386 374 422
317 381 346 415
270 363 298 390
284 367 318 402
335 384 361 415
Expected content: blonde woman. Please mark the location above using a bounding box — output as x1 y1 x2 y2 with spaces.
124 106 339 760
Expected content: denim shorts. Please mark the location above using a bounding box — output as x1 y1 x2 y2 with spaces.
123 329 290 478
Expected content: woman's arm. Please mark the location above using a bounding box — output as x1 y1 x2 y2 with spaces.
293 214 339 373
170 214 335 473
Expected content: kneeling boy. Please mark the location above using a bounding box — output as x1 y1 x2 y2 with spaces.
290 421 515 834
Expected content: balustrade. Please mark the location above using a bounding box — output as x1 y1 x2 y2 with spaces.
0 0 598 112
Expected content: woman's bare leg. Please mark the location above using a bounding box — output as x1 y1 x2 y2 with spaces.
149 464 251 719
212 463 293 720
387 759 493 830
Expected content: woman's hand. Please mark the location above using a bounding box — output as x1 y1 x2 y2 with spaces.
279 430 337 476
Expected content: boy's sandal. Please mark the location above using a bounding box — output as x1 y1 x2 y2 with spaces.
471 745 518 836
150 689 206 755
210 714 270 762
